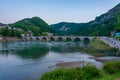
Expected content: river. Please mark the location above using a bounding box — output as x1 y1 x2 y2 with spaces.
0 41 103 80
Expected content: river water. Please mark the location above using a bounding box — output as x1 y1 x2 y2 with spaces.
0 41 102 80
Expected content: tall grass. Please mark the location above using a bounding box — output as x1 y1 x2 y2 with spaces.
41 64 100 80
40 61 120 80
103 61 120 74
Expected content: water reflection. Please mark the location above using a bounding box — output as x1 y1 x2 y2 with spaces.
50 42 84 53
0 42 90 59
16 46 49 59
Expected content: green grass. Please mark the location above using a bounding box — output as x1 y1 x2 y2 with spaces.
89 39 109 50
40 61 120 80
103 61 120 74
95 73 120 80
40 64 101 80
86 39 118 56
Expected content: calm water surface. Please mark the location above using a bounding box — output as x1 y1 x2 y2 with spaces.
0 41 102 80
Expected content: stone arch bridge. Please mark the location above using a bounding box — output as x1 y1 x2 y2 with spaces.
22 36 97 42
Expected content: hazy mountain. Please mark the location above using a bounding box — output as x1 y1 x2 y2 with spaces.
51 22 86 35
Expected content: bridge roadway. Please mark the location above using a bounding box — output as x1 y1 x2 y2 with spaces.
100 37 120 50
22 36 97 42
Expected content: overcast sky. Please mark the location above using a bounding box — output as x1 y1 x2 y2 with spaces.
0 0 120 24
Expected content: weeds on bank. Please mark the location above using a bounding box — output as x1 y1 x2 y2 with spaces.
41 61 120 80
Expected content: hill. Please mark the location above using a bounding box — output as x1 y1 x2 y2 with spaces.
10 17 54 36
51 3 120 36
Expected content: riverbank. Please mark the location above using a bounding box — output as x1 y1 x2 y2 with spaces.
89 56 120 62
56 61 86 69
85 39 119 57
0 37 22 42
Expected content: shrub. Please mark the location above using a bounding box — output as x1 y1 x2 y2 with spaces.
40 65 100 80
40 68 81 80
103 61 120 74
82 64 100 80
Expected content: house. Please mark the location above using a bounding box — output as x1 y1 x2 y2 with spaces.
110 31 115 37
0 23 7 28
43 32 53 36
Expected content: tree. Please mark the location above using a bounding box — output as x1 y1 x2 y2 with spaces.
115 15 120 32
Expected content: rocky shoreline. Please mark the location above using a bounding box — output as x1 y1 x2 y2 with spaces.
89 56 120 62
56 61 86 68
54 56 120 69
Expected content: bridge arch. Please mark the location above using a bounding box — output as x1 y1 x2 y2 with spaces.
42 37 47 42
83 38 90 46
36 37 40 40
83 38 90 42
83 37 90 41
74 37 81 42
30 37 33 41
58 37 64 42
66 37 72 42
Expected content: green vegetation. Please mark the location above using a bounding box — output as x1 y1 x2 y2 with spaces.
96 73 120 80
115 14 120 32
96 61 120 80
9 17 55 36
0 27 25 37
41 61 120 80
41 64 100 80
103 61 120 74
86 39 118 56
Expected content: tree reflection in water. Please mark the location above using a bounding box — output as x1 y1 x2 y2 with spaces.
16 45 49 59
0 42 90 59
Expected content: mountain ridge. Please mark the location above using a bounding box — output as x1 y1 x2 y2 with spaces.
51 3 120 36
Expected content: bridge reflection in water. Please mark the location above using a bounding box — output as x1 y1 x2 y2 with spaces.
0 42 91 59
22 36 96 42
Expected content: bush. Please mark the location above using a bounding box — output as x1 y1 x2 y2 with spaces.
41 68 80 80
103 61 120 74
40 65 100 80
82 64 100 80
